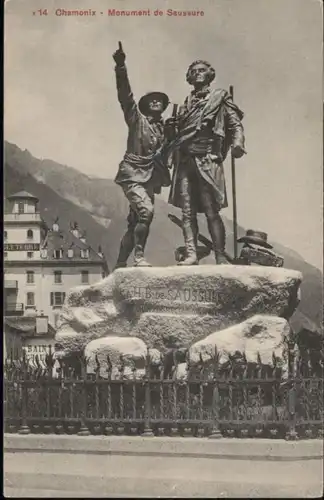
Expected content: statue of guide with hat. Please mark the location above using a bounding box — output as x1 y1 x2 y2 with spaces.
113 42 171 269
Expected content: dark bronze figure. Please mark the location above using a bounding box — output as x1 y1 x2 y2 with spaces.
164 61 246 265
113 42 170 269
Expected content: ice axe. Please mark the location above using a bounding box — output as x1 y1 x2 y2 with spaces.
229 85 238 260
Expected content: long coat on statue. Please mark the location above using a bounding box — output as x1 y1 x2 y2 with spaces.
162 88 245 213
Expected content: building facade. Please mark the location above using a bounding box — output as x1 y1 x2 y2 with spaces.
4 191 108 356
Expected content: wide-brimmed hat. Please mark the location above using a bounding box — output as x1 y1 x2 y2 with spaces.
138 92 169 115
237 229 273 249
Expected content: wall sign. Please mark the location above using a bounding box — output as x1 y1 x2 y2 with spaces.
4 243 40 251
22 344 50 363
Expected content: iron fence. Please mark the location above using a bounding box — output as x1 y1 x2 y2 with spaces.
4 344 323 439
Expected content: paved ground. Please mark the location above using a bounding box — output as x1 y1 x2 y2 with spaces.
4 451 323 498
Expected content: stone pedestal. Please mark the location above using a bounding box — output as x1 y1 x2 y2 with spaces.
55 265 302 374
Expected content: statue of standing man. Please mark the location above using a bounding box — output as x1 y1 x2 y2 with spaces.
113 42 171 269
164 60 246 265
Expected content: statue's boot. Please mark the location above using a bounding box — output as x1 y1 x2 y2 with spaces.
215 251 230 265
178 216 199 266
114 230 134 270
178 255 198 266
114 209 137 270
113 262 128 271
133 220 152 267
206 211 230 265
134 257 152 267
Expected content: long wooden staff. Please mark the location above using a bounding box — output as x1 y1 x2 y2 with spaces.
229 85 238 260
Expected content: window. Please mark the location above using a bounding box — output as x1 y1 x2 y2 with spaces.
54 249 63 259
67 248 74 258
80 249 89 259
4 252 8 259
27 252 34 259
50 292 66 307
26 271 34 284
27 229 34 239
18 202 24 214
4 231 7 240
40 249 47 259
26 292 35 307
54 271 62 284
81 270 89 284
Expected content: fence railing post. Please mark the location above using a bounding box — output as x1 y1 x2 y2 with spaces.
104 355 114 435
117 355 125 435
209 346 222 439
55 358 65 434
170 349 179 437
285 341 299 441
197 353 205 437
143 350 154 436
157 353 165 436
77 355 90 436
18 350 30 435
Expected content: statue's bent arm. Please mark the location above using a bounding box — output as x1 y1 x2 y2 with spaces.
224 96 245 150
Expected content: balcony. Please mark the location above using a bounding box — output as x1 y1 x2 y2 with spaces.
4 213 41 223
4 280 18 289
5 303 24 316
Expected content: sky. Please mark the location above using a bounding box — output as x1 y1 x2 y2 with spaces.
4 0 323 268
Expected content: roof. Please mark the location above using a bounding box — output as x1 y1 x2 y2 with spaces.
4 317 56 338
7 191 39 201
42 226 105 263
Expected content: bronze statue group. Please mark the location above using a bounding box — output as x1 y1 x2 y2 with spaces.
112 42 282 270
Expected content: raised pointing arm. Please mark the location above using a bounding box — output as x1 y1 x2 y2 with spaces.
113 41 138 125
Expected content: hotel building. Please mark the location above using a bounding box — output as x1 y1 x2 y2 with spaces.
4 190 108 359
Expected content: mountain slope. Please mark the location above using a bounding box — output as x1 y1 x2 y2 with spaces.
4 141 323 331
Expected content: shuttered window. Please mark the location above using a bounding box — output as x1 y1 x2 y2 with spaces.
54 271 62 284
50 292 66 306
81 271 89 284
26 292 35 307
26 271 34 284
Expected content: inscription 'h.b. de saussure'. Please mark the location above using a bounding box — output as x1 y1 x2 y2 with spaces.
124 287 219 302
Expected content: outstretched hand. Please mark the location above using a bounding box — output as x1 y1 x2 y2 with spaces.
232 145 246 159
113 41 126 66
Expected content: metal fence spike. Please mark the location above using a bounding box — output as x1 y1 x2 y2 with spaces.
106 354 112 374
119 355 125 375
95 354 101 375
256 351 262 365
272 351 277 368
